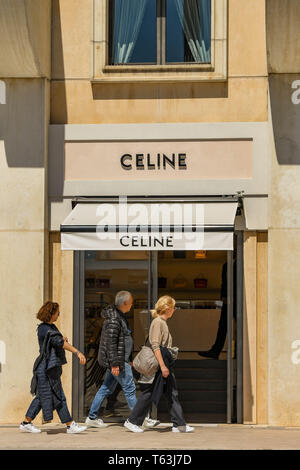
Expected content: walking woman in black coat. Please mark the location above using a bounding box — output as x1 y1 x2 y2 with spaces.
20 301 87 434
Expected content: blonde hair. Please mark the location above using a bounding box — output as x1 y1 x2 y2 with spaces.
151 295 175 319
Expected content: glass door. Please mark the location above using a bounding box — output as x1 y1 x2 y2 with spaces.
72 247 240 423
155 250 230 423
83 250 149 417
157 250 227 356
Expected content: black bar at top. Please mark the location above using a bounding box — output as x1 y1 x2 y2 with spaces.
60 224 234 233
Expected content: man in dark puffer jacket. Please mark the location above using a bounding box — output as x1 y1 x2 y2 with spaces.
85 291 137 428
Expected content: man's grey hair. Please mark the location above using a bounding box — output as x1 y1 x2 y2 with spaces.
115 291 132 307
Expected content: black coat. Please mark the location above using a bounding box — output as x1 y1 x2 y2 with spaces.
30 328 67 414
151 347 176 407
97 305 127 371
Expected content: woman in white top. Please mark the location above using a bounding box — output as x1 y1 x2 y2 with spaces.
124 295 194 433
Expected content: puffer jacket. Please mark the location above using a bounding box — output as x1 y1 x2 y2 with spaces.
97 305 126 371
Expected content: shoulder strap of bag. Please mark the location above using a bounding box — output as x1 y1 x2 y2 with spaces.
145 328 170 348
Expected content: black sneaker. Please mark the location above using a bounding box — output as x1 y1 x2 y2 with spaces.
198 350 219 359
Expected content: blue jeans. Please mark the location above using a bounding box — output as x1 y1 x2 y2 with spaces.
89 362 137 419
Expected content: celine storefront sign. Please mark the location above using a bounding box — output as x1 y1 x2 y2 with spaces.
120 153 187 171
61 199 238 251
64 140 253 181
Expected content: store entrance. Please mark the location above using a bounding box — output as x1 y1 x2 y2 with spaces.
83 250 149 419
73 247 239 424
155 250 231 424
157 250 227 355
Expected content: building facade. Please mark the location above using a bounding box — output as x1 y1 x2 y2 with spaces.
0 0 299 426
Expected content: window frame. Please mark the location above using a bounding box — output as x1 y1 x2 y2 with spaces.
92 0 227 82
108 0 213 67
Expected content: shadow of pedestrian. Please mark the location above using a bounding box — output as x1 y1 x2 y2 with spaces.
151 426 172 433
45 428 67 435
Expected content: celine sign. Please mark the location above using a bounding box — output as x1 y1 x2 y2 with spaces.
64 140 253 181
120 234 176 248
120 153 187 171
60 199 238 251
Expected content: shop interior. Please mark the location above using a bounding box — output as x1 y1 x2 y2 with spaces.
83 249 232 421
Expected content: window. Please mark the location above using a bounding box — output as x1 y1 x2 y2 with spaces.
92 0 227 82
109 0 211 65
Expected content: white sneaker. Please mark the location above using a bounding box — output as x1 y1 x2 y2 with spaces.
124 419 144 433
172 425 195 433
19 422 41 433
143 417 161 428
66 421 87 434
85 416 107 428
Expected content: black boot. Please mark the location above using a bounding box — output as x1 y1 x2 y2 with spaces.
197 349 219 359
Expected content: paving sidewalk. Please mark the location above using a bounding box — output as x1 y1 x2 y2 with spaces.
1 422 300 450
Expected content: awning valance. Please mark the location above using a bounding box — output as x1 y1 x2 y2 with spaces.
60 201 238 251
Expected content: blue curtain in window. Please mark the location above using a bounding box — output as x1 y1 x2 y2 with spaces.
174 0 211 63
113 0 148 64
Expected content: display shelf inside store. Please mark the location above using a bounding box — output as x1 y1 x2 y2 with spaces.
158 288 220 294
158 259 224 264
85 287 148 293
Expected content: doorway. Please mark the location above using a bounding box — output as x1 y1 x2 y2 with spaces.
72 245 242 423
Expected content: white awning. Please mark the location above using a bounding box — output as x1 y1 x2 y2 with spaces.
60 201 238 251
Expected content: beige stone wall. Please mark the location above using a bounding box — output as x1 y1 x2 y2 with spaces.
0 79 49 423
267 0 300 74
0 2 52 424
50 0 268 124
256 232 269 424
0 0 271 425
268 105 300 426
51 78 268 124
267 0 300 426
243 232 257 424
0 0 51 78
243 231 268 425
49 0 269 426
